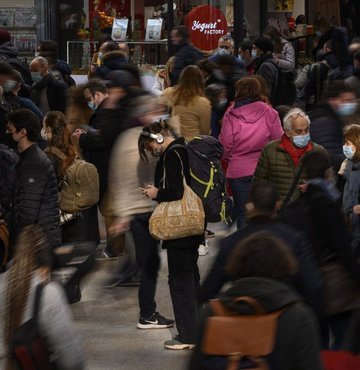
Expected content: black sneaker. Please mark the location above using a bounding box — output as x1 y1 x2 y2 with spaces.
137 312 174 329
205 229 215 239
164 335 196 350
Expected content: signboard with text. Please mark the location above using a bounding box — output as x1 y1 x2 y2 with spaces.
185 5 228 52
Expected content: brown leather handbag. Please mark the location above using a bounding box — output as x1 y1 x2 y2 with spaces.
0 223 9 270
202 296 286 370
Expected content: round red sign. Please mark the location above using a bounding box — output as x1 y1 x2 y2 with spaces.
185 5 228 52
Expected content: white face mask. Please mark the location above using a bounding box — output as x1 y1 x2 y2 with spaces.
218 47 231 56
2 80 17 92
40 127 48 141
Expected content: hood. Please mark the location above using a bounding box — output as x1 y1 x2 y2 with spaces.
227 101 269 124
219 277 301 314
54 59 72 75
0 41 18 58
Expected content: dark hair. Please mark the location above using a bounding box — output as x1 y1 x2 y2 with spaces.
274 105 291 127
85 79 108 95
343 124 360 163
302 150 332 179
38 40 59 55
197 58 216 76
138 121 171 162
0 61 14 75
226 231 298 282
101 41 120 53
97 34 113 51
239 40 253 53
173 25 190 42
205 83 226 108
263 25 283 54
7 109 41 142
326 80 356 99
248 180 279 214
10 69 23 84
235 76 267 102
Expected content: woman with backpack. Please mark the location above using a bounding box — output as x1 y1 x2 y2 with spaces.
138 121 204 350
219 76 283 229
189 231 323 370
0 225 84 370
43 111 97 303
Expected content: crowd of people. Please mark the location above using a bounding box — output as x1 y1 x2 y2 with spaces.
0 22 360 369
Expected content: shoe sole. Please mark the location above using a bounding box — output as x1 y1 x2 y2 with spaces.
164 343 196 350
137 323 174 329
205 234 215 239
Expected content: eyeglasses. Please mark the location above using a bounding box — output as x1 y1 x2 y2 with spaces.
286 111 307 120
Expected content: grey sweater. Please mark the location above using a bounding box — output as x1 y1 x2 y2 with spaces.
0 272 85 369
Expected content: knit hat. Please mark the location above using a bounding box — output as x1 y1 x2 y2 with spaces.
0 29 11 45
253 37 274 53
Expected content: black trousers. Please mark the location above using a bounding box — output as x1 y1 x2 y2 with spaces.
131 213 160 318
167 244 200 343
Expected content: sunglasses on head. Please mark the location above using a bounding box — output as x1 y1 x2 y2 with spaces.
287 111 306 120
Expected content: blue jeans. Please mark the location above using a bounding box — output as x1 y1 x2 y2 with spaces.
228 176 253 229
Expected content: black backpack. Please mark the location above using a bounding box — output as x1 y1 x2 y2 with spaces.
172 136 233 223
268 62 297 106
11 283 56 370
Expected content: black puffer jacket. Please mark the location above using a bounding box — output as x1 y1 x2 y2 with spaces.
13 144 61 248
190 277 323 370
170 43 204 85
310 103 345 173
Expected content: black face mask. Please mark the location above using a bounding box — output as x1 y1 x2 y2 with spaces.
3 133 18 151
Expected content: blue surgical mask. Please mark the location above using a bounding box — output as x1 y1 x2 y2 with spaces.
87 101 96 110
293 133 311 148
337 103 358 117
237 55 244 63
343 145 355 159
2 80 17 92
218 48 231 56
98 52 104 61
218 98 228 109
251 49 257 58
31 72 42 84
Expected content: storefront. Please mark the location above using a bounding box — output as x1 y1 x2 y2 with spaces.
0 0 355 71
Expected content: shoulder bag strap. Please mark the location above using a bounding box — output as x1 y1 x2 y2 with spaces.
280 158 306 209
33 283 44 324
44 146 67 161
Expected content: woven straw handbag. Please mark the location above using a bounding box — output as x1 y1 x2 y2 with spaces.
149 152 205 240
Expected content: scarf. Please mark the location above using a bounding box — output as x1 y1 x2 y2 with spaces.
307 178 340 202
280 134 313 167
234 98 255 109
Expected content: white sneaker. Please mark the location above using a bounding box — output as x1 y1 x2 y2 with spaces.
198 241 209 256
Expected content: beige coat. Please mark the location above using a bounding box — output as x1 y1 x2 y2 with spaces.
162 87 211 141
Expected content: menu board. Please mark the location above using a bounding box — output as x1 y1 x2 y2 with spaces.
145 18 163 41
111 18 128 41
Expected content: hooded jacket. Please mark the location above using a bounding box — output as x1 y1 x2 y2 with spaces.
190 277 323 370
95 51 128 79
219 101 283 178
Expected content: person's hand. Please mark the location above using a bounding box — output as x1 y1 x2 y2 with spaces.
353 205 360 214
140 185 158 200
72 129 86 141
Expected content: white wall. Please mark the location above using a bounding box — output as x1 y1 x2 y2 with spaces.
292 0 305 20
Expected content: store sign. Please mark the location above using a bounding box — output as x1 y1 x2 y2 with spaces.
185 5 228 52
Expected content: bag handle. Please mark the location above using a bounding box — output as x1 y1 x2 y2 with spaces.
44 146 67 161
210 296 267 316
162 148 186 189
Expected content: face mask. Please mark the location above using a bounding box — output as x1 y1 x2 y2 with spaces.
34 51 40 57
98 52 104 61
2 80 17 92
237 55 244 63
218 48 231 56
87 101 96 110
31 72 42 84
218 98 228 109
251 49 257 58
315 31 322 37
343 145 355 159
337 103 358 116
40 128 48 141
293 133 311 148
